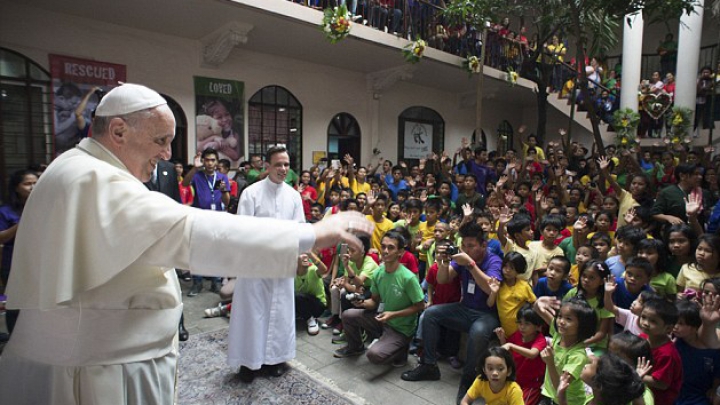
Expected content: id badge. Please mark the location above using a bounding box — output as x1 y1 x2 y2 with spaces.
467 280 476 295
210 203 216 211
377 302 385 313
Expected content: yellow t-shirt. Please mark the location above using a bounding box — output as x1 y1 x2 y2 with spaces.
349 178 371 196
317 177 350 205
522 143 546 161
528 241 564 271
466 379 524 405
366 214 394 252
616 191 639 228
677 263 714 293
501 238 537 281
497 281 536 335
569 263 580 286
417 221 436 263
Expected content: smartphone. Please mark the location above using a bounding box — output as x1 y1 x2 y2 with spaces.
339 243 349 255
331 159 341 170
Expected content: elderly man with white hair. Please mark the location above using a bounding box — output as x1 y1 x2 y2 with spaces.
0 83 373 405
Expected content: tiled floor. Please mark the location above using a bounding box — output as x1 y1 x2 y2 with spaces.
0 278 464 404
181 279 464 405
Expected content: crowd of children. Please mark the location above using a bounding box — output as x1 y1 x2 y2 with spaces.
283 134 720 405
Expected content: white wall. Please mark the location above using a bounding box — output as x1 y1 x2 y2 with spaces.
2 2 523 170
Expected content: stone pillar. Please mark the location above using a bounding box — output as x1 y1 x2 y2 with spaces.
674 0 705 110
620 12 643 111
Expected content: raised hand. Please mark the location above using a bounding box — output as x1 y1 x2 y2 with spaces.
604 275 617 294
699 293 720 325
193 151 203 168
624 207 637 224
541 197 552 211
574 216 588 231
497 174 508 189
494 327 506 342
344 153 354 165
488 277 501 294
504 190 516 206
597 155 610 171
499 206 513 225
558 128 567 137
540 346 555 365
636 357 653 378
535 296 561 318
518 124 527 134
462 203 473 218
685 192 703 217
705 145 715 154
531 181 542 192
535 190 544 203
557 372 572 396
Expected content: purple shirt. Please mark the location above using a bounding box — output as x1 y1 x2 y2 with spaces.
0 205 20 271
451 252 502 311
467 160 495 196
191 170 230 211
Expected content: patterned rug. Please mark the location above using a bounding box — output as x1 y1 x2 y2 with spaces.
178 329 363 405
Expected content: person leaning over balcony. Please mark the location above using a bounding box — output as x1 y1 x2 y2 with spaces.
544 35 567 93
372 0 402 34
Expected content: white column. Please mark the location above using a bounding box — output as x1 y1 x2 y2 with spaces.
674 0 705 110
620 12 644 111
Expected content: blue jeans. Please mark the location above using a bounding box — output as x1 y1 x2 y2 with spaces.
420 302 499 385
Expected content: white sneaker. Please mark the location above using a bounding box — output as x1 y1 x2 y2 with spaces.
307 317 320 335
204 303 227 318
351 14 362 21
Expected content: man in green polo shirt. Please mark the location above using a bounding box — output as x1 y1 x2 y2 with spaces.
333 231 424 366
246 153 267 184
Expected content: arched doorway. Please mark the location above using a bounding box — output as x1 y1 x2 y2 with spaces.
248 86 302 173
397 106 444 165
161 95 188 164
327 112 361 162
0 47 53 201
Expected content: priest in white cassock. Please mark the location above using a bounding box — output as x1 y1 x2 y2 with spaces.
0 83 373 405
228 144 304 381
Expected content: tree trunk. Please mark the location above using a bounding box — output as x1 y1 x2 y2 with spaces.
568 3 606 153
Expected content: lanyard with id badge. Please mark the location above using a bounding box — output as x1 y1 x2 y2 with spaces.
205 172 217 210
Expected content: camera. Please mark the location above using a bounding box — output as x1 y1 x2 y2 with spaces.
214 180 224 190
445 245 459 256
339 243 348 256
345 292 364 301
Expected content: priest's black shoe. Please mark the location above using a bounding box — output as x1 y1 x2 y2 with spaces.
178 314 189 341
263 363 288 378
238 366 257 383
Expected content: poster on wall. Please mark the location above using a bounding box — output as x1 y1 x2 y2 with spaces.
194 76 244 167
404 121 433 159
49 54 127 156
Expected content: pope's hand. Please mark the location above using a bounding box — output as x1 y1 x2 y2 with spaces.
312 211 374 253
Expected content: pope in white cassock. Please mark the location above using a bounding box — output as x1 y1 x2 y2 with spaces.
228 145 304 381
0 83 373 405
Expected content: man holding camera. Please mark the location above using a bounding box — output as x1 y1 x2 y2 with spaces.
228 145 305 382
401 222 502 405
333 231 424 366
182 148 230 296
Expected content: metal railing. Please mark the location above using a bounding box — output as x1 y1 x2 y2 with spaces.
605 44 717 79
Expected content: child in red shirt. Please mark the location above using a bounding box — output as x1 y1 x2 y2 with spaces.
638 298 683 405
495 303 547 405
